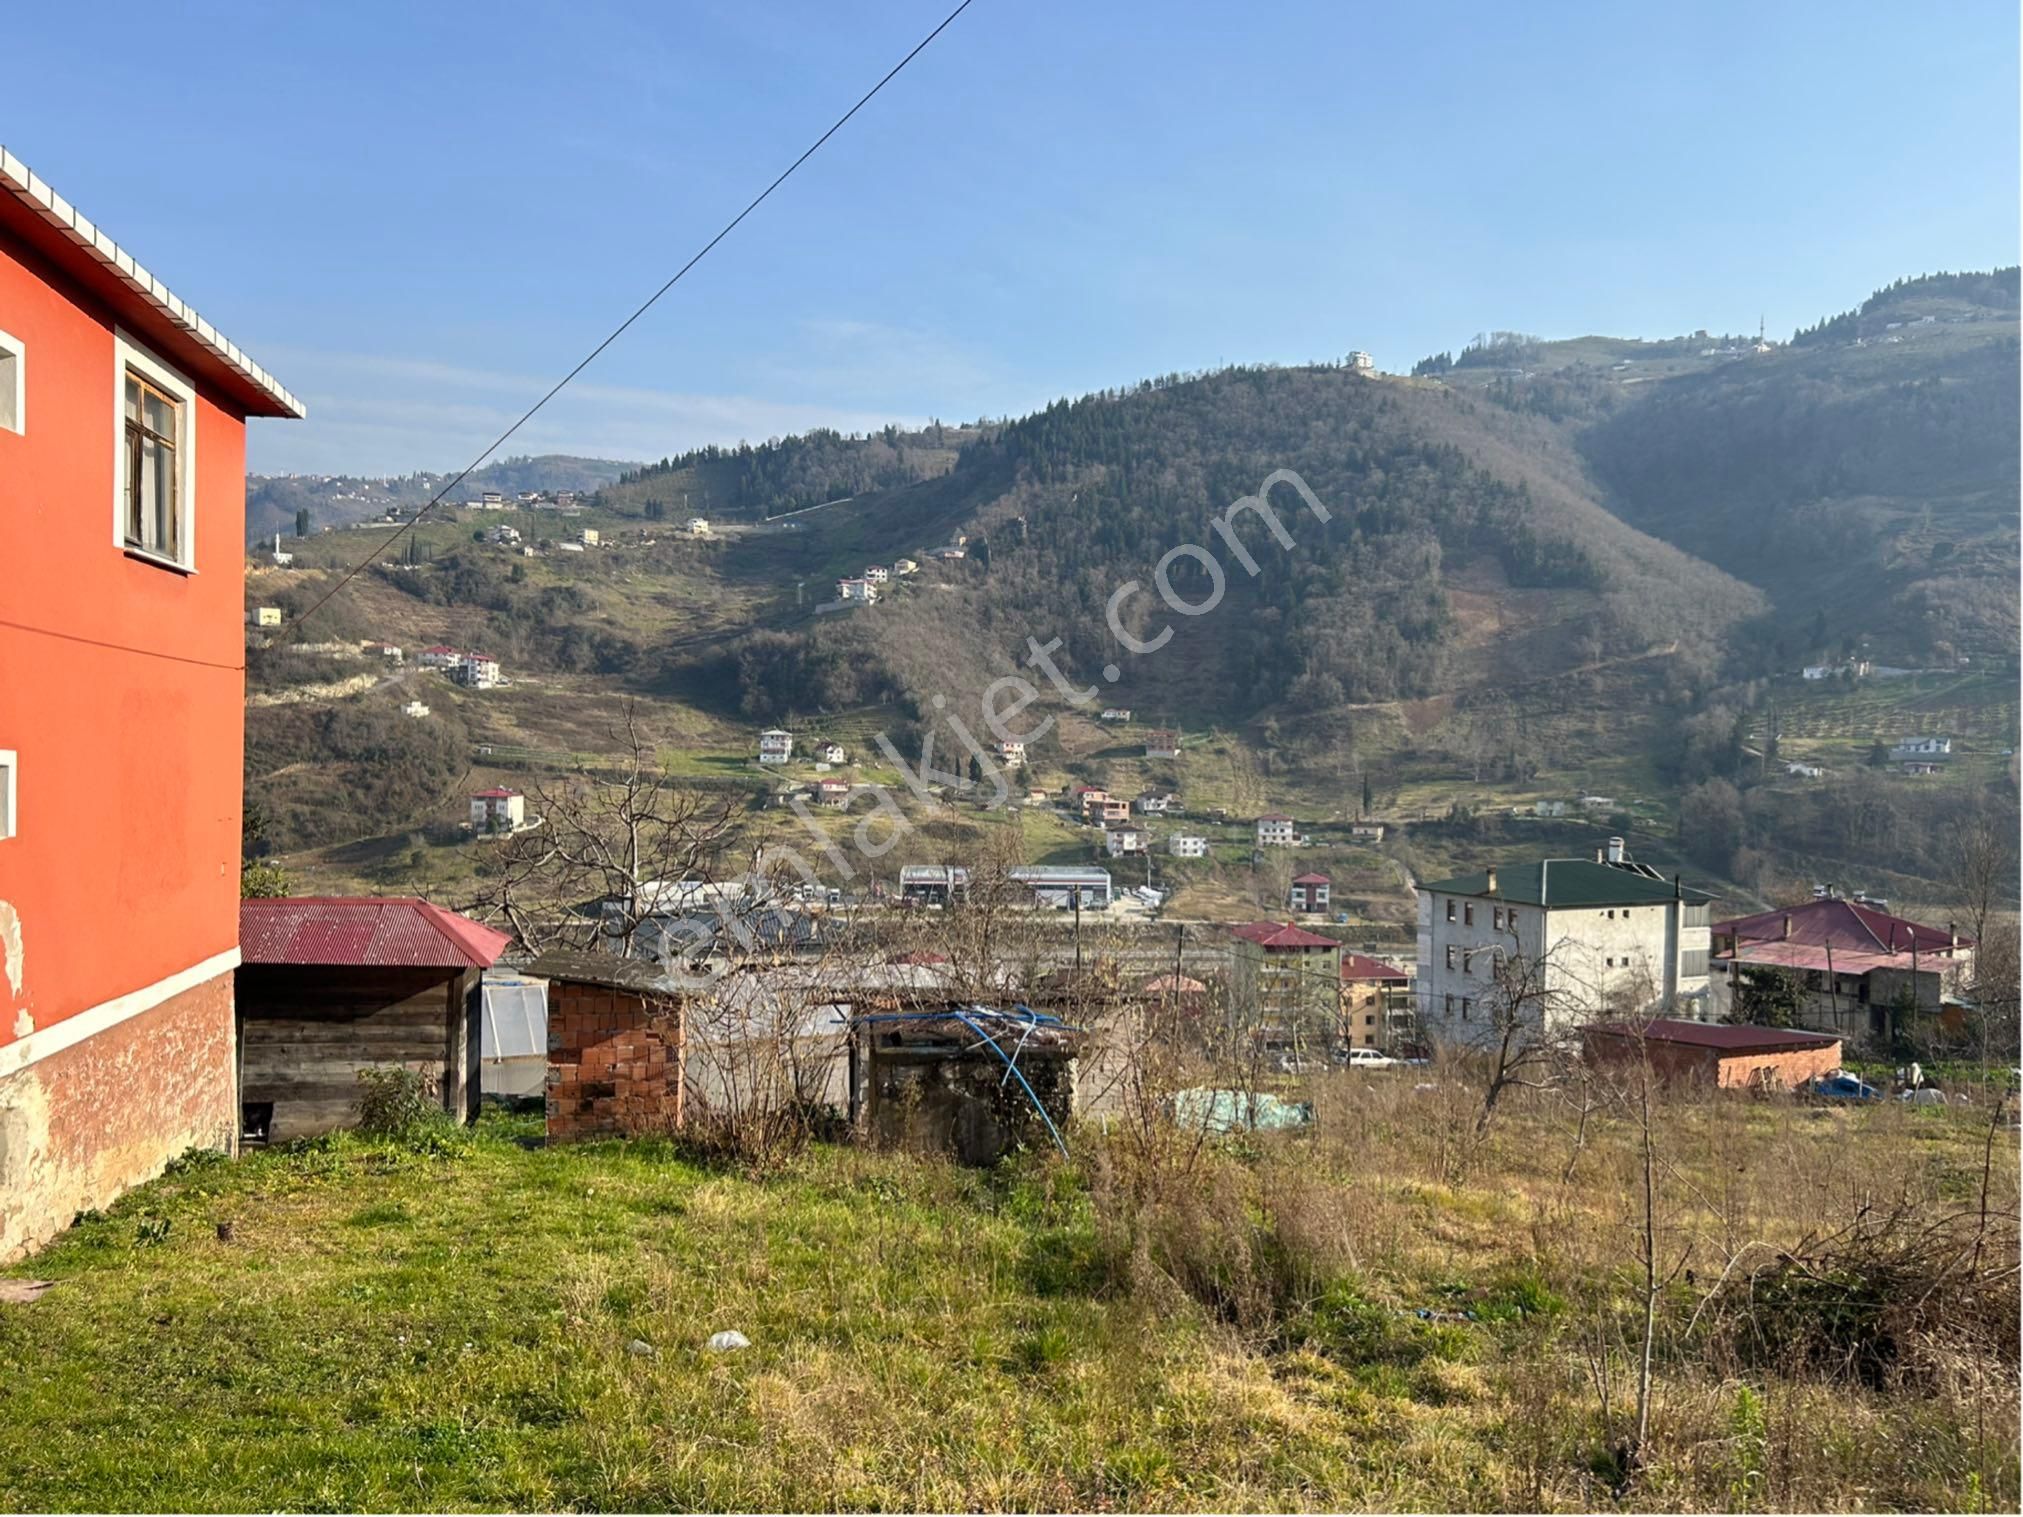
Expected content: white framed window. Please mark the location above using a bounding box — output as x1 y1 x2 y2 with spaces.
112 331 197 571
0 328 23 434
0 750 15 840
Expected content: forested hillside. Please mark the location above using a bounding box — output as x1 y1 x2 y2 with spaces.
595 422 986 521
1582 279 2019 662
695 364 1760 728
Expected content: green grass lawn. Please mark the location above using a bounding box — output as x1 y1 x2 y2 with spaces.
0 1119 1367 1512
2 1095 2013 1512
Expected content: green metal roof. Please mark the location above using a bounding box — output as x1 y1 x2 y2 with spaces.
1420 859 1711 909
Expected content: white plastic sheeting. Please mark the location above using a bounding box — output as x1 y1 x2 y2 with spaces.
481 973 549 1096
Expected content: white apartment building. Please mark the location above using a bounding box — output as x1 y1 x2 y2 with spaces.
1256 814 1297 847
996 740 1026 770
758 729 794 765
451 653 501 689
1415 838 1713 1045
836 577 878 604
1169 834 1209 858
1103 825 1145 857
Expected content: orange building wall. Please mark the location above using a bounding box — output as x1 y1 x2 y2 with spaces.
0 232 248 1048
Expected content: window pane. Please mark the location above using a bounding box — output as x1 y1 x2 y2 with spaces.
138 434 176 552
125 428 144 543
125 376 142 422
143 388 176 437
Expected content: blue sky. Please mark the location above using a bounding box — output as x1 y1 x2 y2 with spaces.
10 0 2017 475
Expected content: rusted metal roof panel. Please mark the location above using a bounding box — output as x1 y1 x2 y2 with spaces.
240 898 511 968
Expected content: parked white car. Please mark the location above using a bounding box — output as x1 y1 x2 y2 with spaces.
1341 1048 1401 1070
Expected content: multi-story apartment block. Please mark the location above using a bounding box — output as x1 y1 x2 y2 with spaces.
1415 838 1713 1044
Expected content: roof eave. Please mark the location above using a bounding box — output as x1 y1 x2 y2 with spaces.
1 145 303 420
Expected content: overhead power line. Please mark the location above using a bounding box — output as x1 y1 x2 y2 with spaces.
284 0 978 634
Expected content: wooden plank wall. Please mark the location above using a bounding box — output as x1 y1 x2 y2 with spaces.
237 965 462 1141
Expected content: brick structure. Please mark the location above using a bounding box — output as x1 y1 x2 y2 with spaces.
532 953 696 1141
0 976 235 1261
1583 1018 1843 1091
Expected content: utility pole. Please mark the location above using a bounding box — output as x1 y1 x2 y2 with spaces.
1072 886 1083 977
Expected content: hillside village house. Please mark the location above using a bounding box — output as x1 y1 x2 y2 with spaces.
0 147 302 1259
1708 897 1974 1044
1228 921 1344 1052
1890 735 1950 760
686 516 710 536
758 729 794 765
996 740 1026 770
818 742 846 765
469 788 526 833
250 605 282 627
892 557 918 575
1145 729 1181 759
1902 760 1944 777
1134 792 1173 815
1415 839 1714 1046
813 777 850 807
1340 954 1412 1050
363 640 403 662
1169 833 1209 858
576 527 599 547
1290 872 1331 913
1100 707 1133 722
1350 821 1386 842
451 652 501 688
837 576 878 604
403 700 431 719
1256 814 1298 847
863 565 889 583
1102 824 1146 857
420 644 460 668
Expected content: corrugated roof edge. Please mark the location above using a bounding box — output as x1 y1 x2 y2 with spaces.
1 145 304 419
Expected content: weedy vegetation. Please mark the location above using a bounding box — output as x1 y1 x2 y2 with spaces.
0 1077 2014 1511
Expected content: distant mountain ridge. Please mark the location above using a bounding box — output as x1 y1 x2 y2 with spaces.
245 454 638 543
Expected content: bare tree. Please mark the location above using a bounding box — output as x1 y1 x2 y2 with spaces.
468 706 744 954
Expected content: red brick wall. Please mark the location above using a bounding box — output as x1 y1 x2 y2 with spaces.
1599 1036 1844 1091
544 982 683 1141
0 970 236 1261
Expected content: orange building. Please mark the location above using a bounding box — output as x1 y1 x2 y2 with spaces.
0 147 301 1259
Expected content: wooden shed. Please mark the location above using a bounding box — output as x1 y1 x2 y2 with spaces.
236 898 511 1142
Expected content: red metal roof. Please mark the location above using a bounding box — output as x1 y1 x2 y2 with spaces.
471 787 520 799
1341 953 1409 981
1257 813 1293 822
1714 898 1969 956
1586 1018 1840 1054
1230 920 1340 949
240 897 511 969
1292 872 1331 885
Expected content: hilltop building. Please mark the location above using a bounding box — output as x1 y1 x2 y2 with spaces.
0 146 302 1259
758 729 794 765
1145 729 1181 759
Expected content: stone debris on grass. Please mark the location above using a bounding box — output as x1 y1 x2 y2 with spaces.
706 1330 751 1352
626 1339 657 1357
0 1280 54 1305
